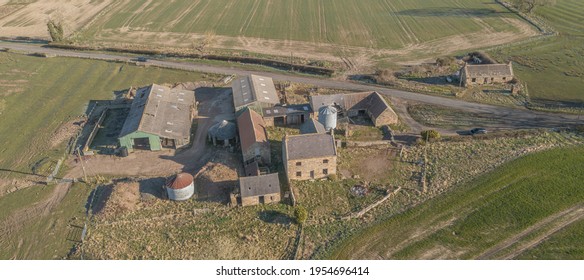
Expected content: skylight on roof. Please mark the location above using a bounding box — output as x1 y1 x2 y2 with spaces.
264 96 270 100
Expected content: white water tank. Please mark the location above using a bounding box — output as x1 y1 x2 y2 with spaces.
318 106 337 131
166 173 195 201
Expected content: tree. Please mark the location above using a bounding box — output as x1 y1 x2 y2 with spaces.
47 19 64 42
294 205 308 225
421 130 441 141
514 0 556 14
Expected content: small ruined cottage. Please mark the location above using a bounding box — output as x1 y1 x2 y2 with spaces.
460 62 514 87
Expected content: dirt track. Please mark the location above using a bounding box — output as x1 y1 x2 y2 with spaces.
476 203 584 260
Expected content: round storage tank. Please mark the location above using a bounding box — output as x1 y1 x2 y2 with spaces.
166 173 195 201
318 105 338 131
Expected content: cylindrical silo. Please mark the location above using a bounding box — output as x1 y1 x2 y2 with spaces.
318 106 337 131
166 173 195 201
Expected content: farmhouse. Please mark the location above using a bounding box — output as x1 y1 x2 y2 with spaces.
118 84 195 153
232 74 280 112
460 62 514 87
233 173 282 206
310 92 398 127
261 103 311 127
283 133 337 181
237 108 271 165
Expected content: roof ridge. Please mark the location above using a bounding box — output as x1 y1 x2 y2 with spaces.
136 84 155 132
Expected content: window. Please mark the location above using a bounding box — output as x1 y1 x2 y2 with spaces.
323 169 328 175
503 77 507 81
471 78 476 83
296 172 302 177
323 159 329 164
296 162 302 166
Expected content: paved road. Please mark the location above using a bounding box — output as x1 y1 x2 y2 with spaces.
1 41 582 130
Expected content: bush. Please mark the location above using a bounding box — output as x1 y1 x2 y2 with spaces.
421 130 441 140
294 205 308 225
328 174 338 181
436 56 455 67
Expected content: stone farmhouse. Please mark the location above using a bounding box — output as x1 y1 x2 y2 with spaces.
118 84 195 153
310 91 398 127
237 108 271 165
460 62 514 87
283 133 337 181
232 74 280 112
232 173 282 206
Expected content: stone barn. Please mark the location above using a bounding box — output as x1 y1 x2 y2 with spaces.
232 74 280 113
283 133 337 181
233 173 282 206
261 103 312 127
237 108 271 165
310 91 398 127
461 62 514 87
118 84 195 153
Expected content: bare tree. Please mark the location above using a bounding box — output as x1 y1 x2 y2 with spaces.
513 0 556 14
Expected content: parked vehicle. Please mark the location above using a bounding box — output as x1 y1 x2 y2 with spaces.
470 128 487 135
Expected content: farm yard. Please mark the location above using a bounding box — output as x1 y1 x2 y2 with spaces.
67 0 538 64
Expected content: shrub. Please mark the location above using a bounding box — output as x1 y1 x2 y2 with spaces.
436 56 455 67
294 205 308 225
421 130 441 140
328 174 338 181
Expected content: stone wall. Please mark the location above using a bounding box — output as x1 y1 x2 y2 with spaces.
285 155 337 181
242 142 271 164
371 108 398 127
241 192 281 206
463 76 513 87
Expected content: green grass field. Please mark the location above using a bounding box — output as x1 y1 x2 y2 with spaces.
330 145 584 259
517 218 584 259
491 0 584 104
83 0 525 49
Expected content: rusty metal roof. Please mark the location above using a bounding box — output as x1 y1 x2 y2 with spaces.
167 173 194 189
119 84 195 141
236 108 268 152
239 173 281 198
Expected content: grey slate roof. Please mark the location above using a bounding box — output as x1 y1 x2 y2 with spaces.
463 63 513 78
262 103 311 118
309 92 393 120
232 75 279 109
239 173 281 198
300 119 326 134
284 133 336 160
119 84 195 140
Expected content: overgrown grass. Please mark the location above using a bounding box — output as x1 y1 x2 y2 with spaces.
517 218 584 260
329 145 584 259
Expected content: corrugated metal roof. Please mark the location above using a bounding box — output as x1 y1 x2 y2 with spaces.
232 74 279 108
300 118 326 134
119 84 195 141
284 133 336 160
239 173 281 198
262 103 311 117
167 173 194 190
237 108 268 152
463 63 513 78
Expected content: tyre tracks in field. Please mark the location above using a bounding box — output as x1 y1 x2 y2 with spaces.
476 203 584 260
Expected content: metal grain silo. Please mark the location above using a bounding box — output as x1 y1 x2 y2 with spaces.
166 173 195 201
318 105 337 131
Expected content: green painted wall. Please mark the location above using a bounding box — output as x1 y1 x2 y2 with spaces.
118 131 161 152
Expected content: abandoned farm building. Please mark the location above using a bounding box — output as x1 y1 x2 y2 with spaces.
237 108 271 165
283 133 337 181
300 118 326 134
461 62 514 87
118 84 195 152
262 103 311 126
310 92 398 127
232 74 280 112
233 173 282 206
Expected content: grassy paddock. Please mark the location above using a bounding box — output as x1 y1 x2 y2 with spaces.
329 145 584 259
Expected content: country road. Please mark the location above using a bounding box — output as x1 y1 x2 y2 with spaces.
1 41 582 130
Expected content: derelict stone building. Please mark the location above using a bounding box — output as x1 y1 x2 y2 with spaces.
237 108 271 165
118 84 195 153
460 62 514 87
233 173 282 206
310 91 398 127
283 133 337 181
232 74 280 112
261 103 311 127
